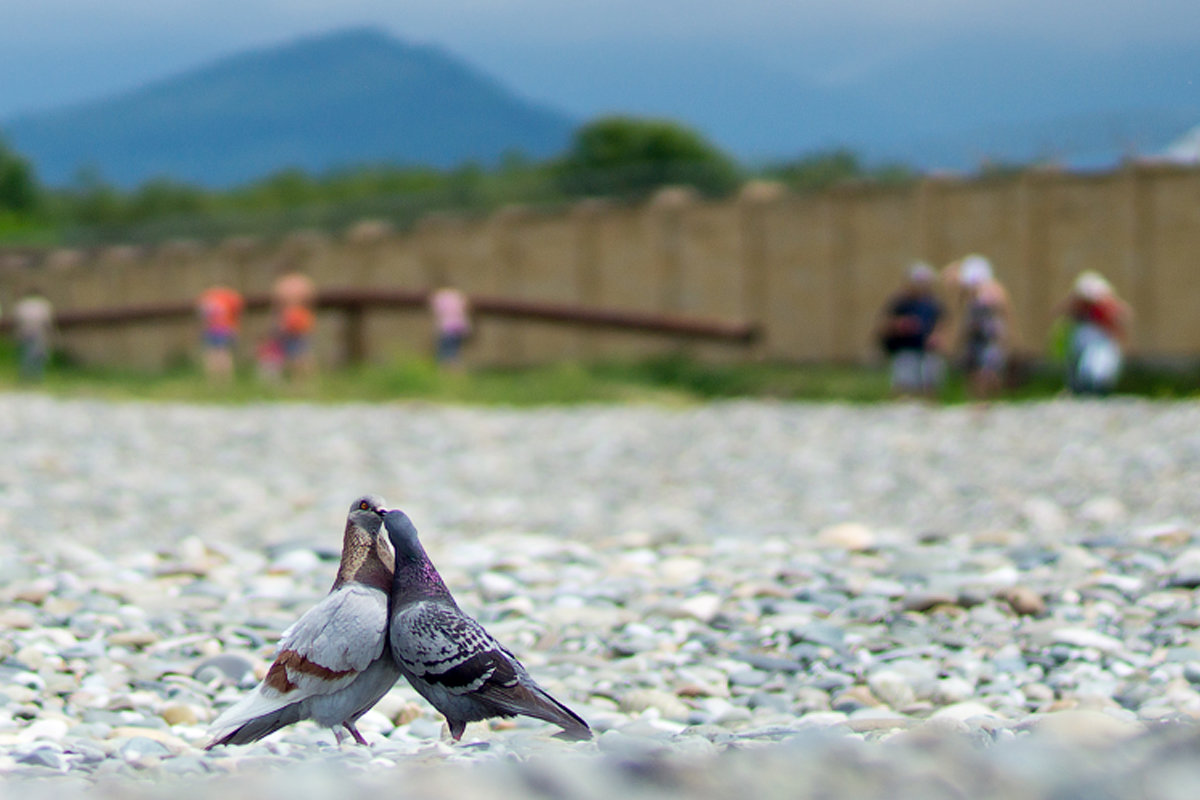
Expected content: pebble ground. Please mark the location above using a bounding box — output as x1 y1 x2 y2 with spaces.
3 394 1200 799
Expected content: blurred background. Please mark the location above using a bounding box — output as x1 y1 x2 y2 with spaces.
0 1 1198 396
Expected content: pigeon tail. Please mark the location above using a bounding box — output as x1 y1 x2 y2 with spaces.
500 683 592 741
205 700 305 749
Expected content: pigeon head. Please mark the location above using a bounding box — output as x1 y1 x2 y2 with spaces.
383 509 451 599
335 494 391 590
348 494 387 534
381 509 421 560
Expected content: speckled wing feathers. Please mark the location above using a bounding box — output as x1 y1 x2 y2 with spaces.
390 601 517 695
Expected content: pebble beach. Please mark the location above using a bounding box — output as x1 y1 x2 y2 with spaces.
3 394 1200 798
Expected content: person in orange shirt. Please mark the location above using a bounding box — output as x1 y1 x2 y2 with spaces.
196 285 244 383
270 270 317 382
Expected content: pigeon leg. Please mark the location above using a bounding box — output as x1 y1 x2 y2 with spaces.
344 722 368 746
448 720 466 742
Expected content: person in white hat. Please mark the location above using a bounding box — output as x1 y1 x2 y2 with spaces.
947 254 1014 400
1059 270 1130 395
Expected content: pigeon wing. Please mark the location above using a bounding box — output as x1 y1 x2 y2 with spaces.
391 601 590 737
206 583 388 746
391 601 514 694
270 583 389 698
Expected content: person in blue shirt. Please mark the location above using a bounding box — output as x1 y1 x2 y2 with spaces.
877 262 946 398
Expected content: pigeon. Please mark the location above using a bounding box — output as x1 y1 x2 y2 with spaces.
205 495 401 748
383 509 591 741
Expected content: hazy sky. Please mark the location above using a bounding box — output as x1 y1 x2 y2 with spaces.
4 0 1200 119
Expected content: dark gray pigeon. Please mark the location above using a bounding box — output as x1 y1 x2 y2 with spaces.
383 509 591 741
205 495 400 748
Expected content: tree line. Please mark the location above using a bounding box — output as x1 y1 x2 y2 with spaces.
0 116 916 246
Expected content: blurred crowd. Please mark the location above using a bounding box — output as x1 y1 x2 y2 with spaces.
0 256 1136 399
193 272 471 385
877 254 1131 400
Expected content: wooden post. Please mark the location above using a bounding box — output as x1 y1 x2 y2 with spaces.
572 199 606 361
1122 164 1156 355
738 181 785 360
827 188 856 362
490 205 529 363
915 177 946 266
1016 171 1050 354
343 302 366 365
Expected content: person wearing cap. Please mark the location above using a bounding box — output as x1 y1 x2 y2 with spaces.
1059 270 1130 395
950 254 1013 400
876 261 946 398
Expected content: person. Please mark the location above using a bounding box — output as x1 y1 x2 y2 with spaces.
270 270 317 382
950 254 1014 400
876 262 946 398
1059 270 1130 396
429 283 471 368
196 285 244 383
13 288 54 382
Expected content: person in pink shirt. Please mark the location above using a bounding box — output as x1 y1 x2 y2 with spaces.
429 284 471 368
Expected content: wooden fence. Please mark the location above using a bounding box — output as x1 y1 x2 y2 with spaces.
1 163 1198 370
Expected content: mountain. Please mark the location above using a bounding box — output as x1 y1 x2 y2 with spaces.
1 28 577 188
484 35 1200 171
4 27 1198 188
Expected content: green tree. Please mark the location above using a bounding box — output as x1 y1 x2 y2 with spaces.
0 137 40 214
558 116 742 199
128 178 209 221
66 167 125 226
765 149 915 193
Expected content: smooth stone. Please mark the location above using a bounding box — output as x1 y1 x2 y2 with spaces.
867 670 916 709
901 591 958 612
931 676 976 705
1003 586 1047 616
792 623 846 649
192 654 255 685
618 689 691 721
159 703 200 726
1052 628 1125 655
118 736 173 762
816 523 876 552
18 717 70 742
162 755 212 775
729 669 769 688
737 653 805 673
16 745 66 771
107 631 161 648
595 730 669 758
672 594 723 623
1023 709 1145 744
0 609 37 629
930 701 1004 722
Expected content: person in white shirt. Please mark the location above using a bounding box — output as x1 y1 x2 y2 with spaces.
13 288 54 381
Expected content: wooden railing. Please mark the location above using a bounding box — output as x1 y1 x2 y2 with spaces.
1 288 761 364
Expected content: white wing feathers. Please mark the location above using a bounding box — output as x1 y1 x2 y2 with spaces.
207 584 388 740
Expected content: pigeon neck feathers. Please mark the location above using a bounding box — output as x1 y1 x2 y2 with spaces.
333 517 392 593
383 510 452 602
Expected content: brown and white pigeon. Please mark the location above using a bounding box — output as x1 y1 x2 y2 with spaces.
383 508 591 742
205 495 400 748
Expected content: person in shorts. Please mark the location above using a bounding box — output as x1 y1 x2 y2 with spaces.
877 262 946 398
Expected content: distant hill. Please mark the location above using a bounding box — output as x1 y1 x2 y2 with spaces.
1 28 577 188
494 35 1200 171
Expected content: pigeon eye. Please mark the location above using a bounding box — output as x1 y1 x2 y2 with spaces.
359 501 370 511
